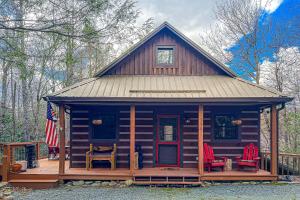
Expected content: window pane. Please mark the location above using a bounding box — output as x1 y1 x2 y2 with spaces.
157 47 174 65
214 115 238 140
159 117 177 142
92 114 116 140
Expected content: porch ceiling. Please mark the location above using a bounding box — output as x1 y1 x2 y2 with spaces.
45 75 292 103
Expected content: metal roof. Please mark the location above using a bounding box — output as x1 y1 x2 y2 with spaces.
46 75 292 103
94 22 237 78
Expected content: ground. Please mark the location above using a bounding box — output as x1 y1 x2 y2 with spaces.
13 183 300 200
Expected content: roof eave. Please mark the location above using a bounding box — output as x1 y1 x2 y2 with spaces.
46 96 293 104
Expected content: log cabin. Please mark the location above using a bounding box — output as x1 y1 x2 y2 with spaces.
5 22 293 188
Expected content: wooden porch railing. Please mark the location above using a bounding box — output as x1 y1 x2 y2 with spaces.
261 152 300 176
0 141 48 182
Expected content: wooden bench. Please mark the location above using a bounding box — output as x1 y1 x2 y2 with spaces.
86 144 117 170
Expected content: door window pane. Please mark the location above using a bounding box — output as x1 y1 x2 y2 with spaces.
159 117 177 142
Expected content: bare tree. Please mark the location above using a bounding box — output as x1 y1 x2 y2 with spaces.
199 0 293 84
261 47 300 152
0 0 153 142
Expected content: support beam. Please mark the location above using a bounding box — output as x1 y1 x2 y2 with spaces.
59 104 66 175
2 144 11 182
35 142 40 160
198 104 204 175
130 105 136 174
271 104 278 176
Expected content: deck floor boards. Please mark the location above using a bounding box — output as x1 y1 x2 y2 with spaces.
13 159 275 182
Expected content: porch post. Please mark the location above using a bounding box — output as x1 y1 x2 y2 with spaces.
198 104 204 175
271 104 278 176
2 144 11 182
59 104 66 175
130 105 136 175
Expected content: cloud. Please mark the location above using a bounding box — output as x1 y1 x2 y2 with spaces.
136 0 218 42
262 0 284 13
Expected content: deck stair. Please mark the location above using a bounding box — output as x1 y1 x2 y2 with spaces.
8 179 59 189
8 173 59 189
133 175 203 186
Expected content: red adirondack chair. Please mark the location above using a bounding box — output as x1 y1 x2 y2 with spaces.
236 143 260 172
204 143 227 172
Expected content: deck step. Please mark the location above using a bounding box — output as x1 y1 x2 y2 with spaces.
133 181 203 185
9 179 59 189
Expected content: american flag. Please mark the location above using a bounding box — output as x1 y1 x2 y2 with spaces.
45 102 58 147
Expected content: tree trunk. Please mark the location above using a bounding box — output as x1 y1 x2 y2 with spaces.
1 61 9 135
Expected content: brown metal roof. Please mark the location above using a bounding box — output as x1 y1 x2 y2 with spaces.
46 75 292 103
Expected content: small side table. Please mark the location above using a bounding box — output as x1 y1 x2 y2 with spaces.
225 158 232 171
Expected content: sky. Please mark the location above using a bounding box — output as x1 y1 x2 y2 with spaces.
137 0 285 43
136 0 299 78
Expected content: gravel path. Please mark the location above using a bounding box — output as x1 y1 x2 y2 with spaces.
13 184 300 200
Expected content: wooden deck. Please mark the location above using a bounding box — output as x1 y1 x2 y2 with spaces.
8 159 277 185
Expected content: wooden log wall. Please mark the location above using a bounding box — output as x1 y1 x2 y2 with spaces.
70 106 154 168
106 29 226 76
70 110 90 168
118 106 154 168
182 106 260 168
70 105 260 169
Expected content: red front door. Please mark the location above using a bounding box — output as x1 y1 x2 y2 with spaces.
156 115 180 167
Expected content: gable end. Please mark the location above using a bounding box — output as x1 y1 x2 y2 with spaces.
96 22 236 77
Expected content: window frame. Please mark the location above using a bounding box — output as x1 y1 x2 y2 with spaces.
89 110 119 142
155 45 176 67
211 112 240 142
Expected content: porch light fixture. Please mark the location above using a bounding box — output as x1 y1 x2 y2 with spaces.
184 116 191 124
231 119 242 126
92 119 103 126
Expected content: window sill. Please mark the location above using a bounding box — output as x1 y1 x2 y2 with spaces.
154 65 178 68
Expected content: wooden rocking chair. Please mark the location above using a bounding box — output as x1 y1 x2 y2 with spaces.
204 143 227 172
236 143 260 172
86 143 117 170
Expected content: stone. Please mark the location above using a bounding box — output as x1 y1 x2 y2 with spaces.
250 181 257 185
118 184 127 188
124 180 133 186
101 182 110 187
108 181 117 187
242 182 250 184
84 181 94 185
3 190 12 196
204 181 211 185
72 180 85 186
91 182 101 187
65 181 73 186
4 195 14 200
0 183 8 189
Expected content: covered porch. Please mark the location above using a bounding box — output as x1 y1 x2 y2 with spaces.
1 102 280 188
56 103 279 182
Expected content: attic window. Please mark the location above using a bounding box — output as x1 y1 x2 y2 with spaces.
156 46 175 65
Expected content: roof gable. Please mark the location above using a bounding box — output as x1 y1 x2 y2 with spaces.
95 22 236 77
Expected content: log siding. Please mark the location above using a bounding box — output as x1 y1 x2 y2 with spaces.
70 106 260 169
